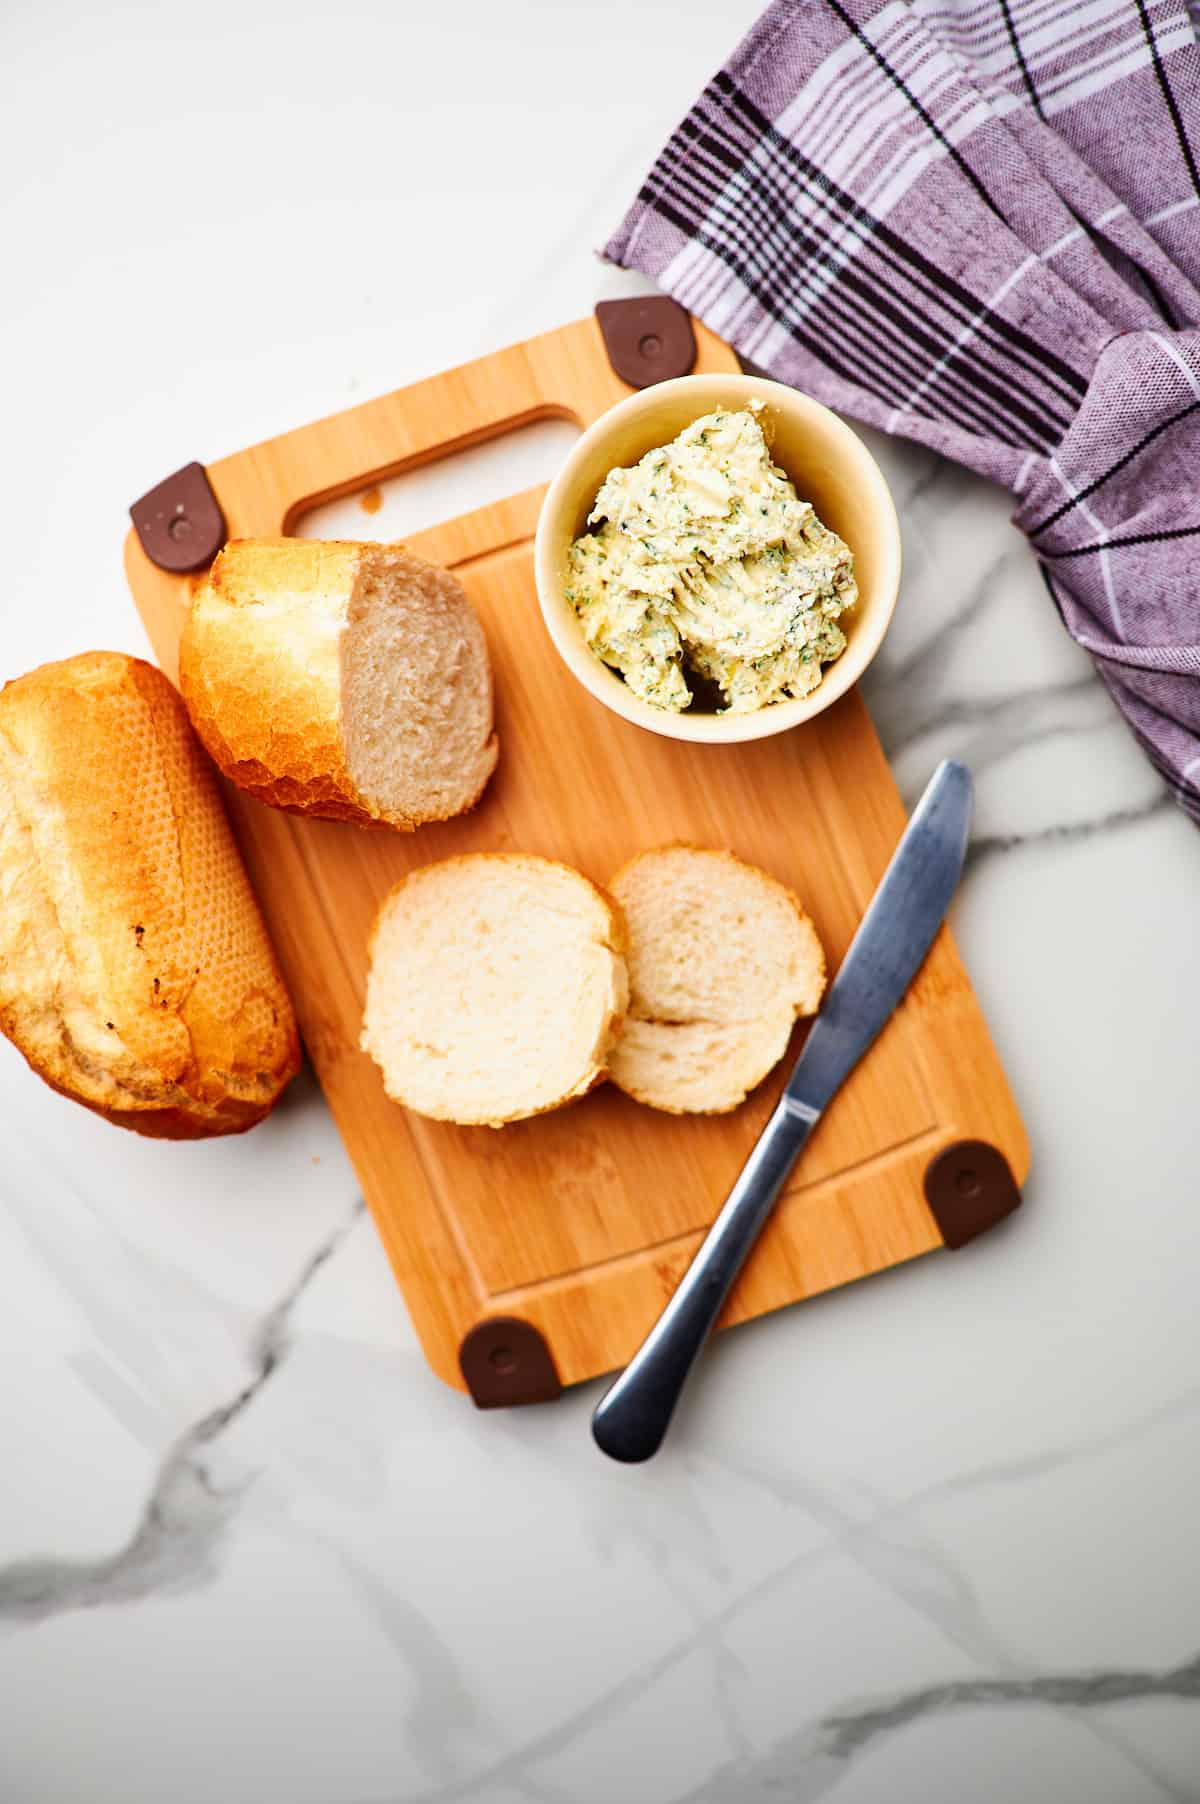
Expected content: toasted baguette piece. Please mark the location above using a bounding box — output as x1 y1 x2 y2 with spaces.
0 652 299 1138
361 854 627 1127
180 538 498 829
608 847 825 1114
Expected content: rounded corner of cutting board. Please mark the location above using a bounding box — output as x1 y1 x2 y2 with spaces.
1009 1119 1033 1190
122 524 152 600
425 1348 471 1399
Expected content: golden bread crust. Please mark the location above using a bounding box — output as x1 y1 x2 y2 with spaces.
180 539 362 820
0 651 299 1137
179 538 498 829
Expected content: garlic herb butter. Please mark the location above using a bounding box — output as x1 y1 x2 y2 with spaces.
565 406 857 714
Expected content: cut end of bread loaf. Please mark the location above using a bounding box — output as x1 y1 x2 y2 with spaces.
608 846 825 1114
0 652 299 1137
341 546 498 826
360 853 627 1127
180 539 498 829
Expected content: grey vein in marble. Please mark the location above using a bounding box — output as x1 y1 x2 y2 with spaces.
817 1657 1200 1762
395 1381 1200 1804
671 1656 1200 1804
329 1547 551 1796
879 672 1104 772
854 451 1181 863
886 445 947 513
699 1451 1188 1803
862 541 1028 737
967 790 1174 867
0 1196 365 1627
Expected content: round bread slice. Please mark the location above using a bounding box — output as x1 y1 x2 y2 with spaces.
180 538 498 829
360 854 628 1127
607 847 825 1114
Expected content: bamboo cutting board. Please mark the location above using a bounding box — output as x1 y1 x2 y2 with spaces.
124 311 1028 1403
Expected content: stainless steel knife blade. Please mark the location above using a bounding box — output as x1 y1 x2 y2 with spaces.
591 760 974 1464
785 756 973 1117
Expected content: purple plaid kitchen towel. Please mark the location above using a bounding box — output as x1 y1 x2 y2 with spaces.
605 0 1200 819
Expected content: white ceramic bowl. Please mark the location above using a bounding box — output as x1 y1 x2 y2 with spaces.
534 372 902 744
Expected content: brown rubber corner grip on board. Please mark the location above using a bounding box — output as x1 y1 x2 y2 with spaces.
596 296 697 388
924 1139 1022 1249
459 1316 563 1408
130 461 226 573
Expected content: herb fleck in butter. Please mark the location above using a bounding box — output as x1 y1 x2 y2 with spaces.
567 406 857 714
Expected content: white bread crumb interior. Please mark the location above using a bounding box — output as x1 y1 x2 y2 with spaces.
608 846 825 1114
361 853 628 1127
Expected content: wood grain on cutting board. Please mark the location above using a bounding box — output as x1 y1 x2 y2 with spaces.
124 314 1028 1394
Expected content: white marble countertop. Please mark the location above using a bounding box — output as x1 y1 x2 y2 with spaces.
4 2 1200 1800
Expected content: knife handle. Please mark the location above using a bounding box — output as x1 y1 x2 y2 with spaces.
591 1096 816 1463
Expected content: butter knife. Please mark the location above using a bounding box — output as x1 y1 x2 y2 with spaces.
591 759 973 1463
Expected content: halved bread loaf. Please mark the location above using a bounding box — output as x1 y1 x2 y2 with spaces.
360 854 628 1127
608 847 825 1114
0 652 299 1137
180 538 498 829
